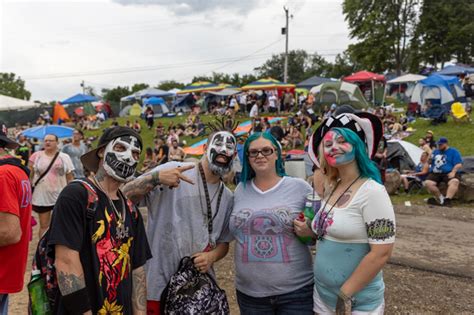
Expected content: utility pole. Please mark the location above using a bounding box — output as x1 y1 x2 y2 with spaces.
80 80 85 94
283 6 289 83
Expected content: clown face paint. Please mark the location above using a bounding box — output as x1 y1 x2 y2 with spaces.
103 135 141 182
206 131 236 176
322 130 355 167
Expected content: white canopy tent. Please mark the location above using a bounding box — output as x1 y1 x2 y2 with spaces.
387 74 427 84
0 94 39 111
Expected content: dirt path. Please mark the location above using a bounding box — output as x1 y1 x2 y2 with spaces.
9 205 474 314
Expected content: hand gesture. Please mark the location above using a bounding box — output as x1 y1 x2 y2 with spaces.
159 164 195 188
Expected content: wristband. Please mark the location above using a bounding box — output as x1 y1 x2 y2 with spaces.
151 171 161 186
62 287 91 314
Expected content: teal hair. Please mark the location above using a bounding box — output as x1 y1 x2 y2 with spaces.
241 132 287 186
332 127 382 184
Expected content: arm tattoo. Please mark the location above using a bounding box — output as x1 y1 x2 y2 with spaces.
122 174 155 204
57 270 86 295
132 267 147 313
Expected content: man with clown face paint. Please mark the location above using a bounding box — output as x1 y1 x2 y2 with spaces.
123 126 237 314
48 127 151 314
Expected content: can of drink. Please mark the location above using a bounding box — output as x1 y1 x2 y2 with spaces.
305 192 321 220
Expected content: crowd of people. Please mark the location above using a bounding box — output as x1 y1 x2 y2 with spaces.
0 85 468 314
0 106 399 315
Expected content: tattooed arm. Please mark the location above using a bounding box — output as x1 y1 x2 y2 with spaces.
132 266 147 315
122 164 195 204
55 244 92 315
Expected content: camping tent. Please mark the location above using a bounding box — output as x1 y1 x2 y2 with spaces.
410 74 466 106
206 88 241 97
143 97 174 117
310 81 370 109
121 88 174 102
343 71 385 105
61 93 99 105
386 74 427 101
387 139 423 171
437 65 474 76
0 94 39 111
241 78 295 91
296 76 332 90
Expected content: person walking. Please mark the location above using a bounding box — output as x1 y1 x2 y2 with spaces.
49 126 151 314
227 132 314 314
29 134 75 237
0 121 32 313
298 112 395 314
61 129 88 178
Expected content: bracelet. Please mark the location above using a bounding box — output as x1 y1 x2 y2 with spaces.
151 171 161 186
62 287 91 314
338 290 356 304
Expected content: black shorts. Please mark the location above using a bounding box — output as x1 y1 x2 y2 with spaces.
32 205 54 213
426 173 462 184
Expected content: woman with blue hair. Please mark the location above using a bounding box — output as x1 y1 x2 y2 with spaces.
295 112 395 315
227 132 314 314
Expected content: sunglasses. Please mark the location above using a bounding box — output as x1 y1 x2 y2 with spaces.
248 147 274 158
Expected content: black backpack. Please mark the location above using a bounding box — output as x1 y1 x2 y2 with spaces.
160 256 230 315
28 179 99 312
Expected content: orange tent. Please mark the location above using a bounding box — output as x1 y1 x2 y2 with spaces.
53 102 70 124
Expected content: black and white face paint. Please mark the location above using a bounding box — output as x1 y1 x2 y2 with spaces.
103 135 141 182
206 131 236 176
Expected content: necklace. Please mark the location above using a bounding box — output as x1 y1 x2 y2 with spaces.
197 162 224 249
314 175 361 240
93 176 127 232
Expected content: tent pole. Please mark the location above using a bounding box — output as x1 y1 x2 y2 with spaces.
372 80 375 106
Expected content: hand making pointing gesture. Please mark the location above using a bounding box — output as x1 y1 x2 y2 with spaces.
156 164 195 188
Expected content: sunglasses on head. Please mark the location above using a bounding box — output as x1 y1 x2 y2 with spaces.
248 147 274 158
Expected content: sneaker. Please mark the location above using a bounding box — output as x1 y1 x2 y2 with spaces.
443 198 452 207
427 197 440 206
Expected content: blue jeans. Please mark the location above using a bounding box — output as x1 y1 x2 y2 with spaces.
236 284 313 315
0 294 8 315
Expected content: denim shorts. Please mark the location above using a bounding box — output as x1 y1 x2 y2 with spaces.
236 284 313 315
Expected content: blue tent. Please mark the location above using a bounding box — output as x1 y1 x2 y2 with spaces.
61 93 99 105
411 74 466 106
420 74 460 89
437 65 474 76
143 97 165 105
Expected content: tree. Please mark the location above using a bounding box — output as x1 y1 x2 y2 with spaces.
102 86 131 103
131 83 149 93
343 0 419 75
0 72 32 100
328 51 359 78
156 80 185 91
255 50 331 83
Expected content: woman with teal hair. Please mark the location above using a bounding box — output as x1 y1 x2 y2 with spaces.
295 112 396 315
227 132 315 314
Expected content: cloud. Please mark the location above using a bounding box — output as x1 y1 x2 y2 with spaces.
112 0 264 16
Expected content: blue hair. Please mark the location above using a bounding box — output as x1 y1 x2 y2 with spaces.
332 127 382 184
241 132 287 186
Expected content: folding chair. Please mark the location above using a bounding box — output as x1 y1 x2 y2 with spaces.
451 102 471 122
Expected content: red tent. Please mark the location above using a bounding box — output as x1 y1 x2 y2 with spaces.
343 71 385 82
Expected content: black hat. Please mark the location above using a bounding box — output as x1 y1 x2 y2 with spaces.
308 112 383 167
81 126 142 172
0 121 19 149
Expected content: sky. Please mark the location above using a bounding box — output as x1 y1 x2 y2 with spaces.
0 0 353 101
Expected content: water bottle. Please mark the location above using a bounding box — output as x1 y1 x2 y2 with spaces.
28 269 52 315
296 212 314 244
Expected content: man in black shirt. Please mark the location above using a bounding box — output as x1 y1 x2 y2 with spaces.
48 126 151 314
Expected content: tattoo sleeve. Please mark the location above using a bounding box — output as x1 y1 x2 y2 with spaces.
57 270 86 295
122 174 156 204
132 267 147 314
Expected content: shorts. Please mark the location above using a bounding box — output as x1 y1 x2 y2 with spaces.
313 286 384 315
426 173 461 184
32 205 54 213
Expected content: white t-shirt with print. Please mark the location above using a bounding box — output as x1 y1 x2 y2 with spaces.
30 151 74 206
311 179 395 312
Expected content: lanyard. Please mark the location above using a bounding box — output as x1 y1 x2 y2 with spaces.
198 162 224 236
